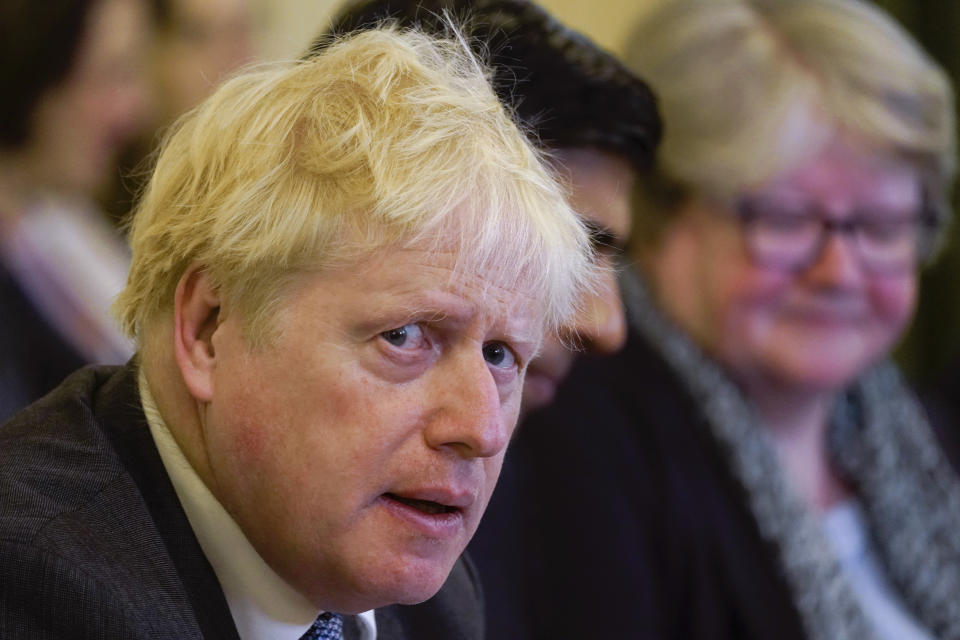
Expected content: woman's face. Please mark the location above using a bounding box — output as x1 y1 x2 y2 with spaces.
649 141 922 394
151 0 254 126
27 0 151 196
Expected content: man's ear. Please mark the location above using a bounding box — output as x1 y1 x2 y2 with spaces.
174 264 221 403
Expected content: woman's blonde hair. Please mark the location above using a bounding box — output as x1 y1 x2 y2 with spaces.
625 0 955 251
115 26 594 346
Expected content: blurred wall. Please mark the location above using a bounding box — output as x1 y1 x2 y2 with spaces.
250 0 340 60
251 0 658 61
507 0 658 55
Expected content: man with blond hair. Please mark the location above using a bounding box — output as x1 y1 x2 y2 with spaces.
0 26 593 639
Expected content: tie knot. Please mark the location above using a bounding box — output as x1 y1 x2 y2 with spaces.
300 611 344 640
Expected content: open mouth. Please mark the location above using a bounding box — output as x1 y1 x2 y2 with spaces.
385 493 459 515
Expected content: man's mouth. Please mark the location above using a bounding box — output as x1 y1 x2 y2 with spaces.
384 493 460 515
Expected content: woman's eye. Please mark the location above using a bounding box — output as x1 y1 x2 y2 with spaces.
380 324 425 349
757 213 816 234
861 218 912 243
483 342 516 369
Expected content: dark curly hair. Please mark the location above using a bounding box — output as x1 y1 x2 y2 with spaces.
312 0 661 172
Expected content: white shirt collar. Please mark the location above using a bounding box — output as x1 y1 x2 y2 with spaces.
139 371 377 639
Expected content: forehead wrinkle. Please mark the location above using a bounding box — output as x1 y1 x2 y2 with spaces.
311 246 545 347
404 244 547 316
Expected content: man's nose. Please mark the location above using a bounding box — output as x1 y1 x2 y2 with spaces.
423 351 510 459
561 270 626 354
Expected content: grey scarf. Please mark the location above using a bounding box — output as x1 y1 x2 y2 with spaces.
621 269 960 640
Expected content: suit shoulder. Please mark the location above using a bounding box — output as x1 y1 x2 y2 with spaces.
0 366 128 545
0 538 136 638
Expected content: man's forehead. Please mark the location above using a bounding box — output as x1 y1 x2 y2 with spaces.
306 245 546 335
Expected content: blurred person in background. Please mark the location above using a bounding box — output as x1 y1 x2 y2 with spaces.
148 0 255 129
495 0 960 638
101 0 256 223
0 0 152 421
320 6 660 636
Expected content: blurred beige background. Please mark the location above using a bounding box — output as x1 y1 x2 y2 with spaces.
251 0 658 61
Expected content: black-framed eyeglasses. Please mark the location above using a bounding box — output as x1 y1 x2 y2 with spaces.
733 197 939 275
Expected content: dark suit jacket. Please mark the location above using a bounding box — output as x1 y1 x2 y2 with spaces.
0 364 483 639
921 356 960 476
467 327 805 640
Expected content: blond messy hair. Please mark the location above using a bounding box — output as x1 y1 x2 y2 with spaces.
626 0 955 251
115 26 594 347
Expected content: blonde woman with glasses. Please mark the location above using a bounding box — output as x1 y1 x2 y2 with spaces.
501 0 960 638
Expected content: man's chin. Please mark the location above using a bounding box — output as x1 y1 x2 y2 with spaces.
363 547 467 605
359 568 453 610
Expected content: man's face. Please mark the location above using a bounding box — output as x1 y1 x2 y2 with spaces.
522 148 635 414
200 245 541 612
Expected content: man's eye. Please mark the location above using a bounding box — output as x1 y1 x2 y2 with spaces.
482 342 516 369
380 324 425 349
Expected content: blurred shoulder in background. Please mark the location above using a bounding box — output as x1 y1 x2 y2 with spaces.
0 0 153 421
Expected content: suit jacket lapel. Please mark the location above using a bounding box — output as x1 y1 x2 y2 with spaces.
96 363 241 640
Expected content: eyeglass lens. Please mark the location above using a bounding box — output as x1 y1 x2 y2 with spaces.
736 200 927 273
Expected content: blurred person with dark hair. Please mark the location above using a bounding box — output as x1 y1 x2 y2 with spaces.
102 0 256 223
507 0 960 638
319 1 661 636
0 0 152 420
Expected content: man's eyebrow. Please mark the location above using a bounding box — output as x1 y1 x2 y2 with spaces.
361 290 469 327
582 220 624 253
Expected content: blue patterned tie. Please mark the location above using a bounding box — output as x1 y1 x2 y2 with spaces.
300 612 344 640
